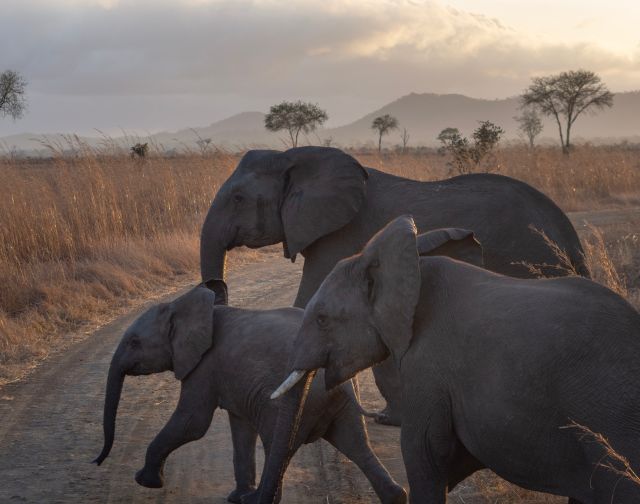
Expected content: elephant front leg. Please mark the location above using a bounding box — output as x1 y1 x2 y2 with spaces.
135 382 216 488
227 412 259 503
401 403 454 503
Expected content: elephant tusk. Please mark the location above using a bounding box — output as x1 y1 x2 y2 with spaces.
270 370 306 399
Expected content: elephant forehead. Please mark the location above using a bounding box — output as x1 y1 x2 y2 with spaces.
237 150 282 173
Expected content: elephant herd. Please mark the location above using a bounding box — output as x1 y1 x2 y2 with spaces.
94 147 640 503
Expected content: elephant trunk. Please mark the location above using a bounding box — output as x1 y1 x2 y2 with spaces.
199 206 231 287
93 349 125 465
257 370 316 503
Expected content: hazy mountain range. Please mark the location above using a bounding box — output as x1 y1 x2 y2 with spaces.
3 91 639 155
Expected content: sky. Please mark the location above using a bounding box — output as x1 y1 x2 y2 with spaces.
1 0 638 136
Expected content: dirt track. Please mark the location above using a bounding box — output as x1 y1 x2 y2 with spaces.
2 209 637 503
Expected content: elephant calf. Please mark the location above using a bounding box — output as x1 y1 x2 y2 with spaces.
272 216 640 504
93 284 406 504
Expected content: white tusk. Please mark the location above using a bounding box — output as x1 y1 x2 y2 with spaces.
270 370 306 400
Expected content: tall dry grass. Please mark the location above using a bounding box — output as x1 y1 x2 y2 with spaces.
1 142 639 384
0 147 238 382
358 144 640 211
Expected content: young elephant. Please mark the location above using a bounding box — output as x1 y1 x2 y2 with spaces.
271 216 640 504
93 284 406 504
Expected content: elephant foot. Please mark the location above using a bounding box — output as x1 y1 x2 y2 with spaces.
135 466 164 488
382 484 408 504
374 406 402 427
228 486 256 503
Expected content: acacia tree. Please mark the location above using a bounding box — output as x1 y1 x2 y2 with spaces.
521 70 613 153
371 114 398 152
514 108 543 148
0 70 27 120
264 101 328 148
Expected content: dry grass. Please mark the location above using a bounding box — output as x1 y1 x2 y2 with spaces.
0 146 240 383
357 144 640 211
1 142 639 386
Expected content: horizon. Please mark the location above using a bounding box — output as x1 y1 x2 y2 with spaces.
1 0 639 137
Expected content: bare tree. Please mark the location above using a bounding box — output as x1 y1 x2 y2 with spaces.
0 70 27 120
264 101 328 148
514 108 543 148
371 114 399 152
521 69 613 153
400 128 410 153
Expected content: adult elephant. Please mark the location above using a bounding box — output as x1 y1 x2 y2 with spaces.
200 146 588 425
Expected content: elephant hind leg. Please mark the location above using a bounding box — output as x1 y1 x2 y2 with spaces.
323 406 407 503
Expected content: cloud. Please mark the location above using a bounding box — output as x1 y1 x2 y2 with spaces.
0 0 637 134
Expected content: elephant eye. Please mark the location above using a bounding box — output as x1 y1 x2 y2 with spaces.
232 193 244 204
129 337 141 349
316 314 328 328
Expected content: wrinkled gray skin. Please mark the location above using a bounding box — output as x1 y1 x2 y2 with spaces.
93 284 406 504
274 216 640 504
200 146 588 426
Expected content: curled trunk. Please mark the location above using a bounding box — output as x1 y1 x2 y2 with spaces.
93 352 125 465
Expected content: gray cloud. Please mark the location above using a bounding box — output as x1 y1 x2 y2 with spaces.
0 0 637 135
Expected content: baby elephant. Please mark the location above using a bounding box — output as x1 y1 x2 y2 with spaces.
93 284 406 504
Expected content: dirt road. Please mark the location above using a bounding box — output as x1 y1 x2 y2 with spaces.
2 208 637 503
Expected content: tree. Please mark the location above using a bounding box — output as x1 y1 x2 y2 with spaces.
264 101 328 148
514 108 543 148
521 69 613 153
400 128 410 153
437 121 504 174
371 114 398 152
130 142 149 159
0 70 27 120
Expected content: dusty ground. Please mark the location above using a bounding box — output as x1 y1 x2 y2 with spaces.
1 208 638 503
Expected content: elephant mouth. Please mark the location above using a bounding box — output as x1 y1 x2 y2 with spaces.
226 226 240 250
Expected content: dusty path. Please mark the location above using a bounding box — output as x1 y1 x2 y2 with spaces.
1 208 635 503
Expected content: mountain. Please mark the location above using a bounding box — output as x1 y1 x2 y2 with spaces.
2 92 639 155
327 91 640 147
150 111 277 149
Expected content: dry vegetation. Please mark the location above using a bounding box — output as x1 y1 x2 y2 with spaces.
1 141 639 500
1 142 639 383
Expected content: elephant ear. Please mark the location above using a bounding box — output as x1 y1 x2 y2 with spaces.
280 147 368 258
169 287 216 380
417 228 484 267
203 278 228 305
361 216 421 362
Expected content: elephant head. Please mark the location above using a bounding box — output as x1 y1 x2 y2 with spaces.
200 146 368 284
93 282 225 466
271 217 482 395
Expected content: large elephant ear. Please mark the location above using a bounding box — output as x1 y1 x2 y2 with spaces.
361 216 420 362
280 147 368 257
169 287 216 380
417 228 484 267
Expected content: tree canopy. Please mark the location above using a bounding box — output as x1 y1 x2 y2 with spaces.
264 101 328 148
521 70 613 153
0 70 27 120
371 114 399 152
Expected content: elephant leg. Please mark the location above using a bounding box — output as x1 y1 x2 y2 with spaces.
401 398 454 504
227 412 259 503
323 406 407 504
135 380 216 488
372 358 403 426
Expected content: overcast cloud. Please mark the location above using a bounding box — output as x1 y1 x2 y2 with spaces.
1 0 638 135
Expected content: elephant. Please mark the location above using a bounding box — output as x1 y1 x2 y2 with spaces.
268 216 640 504
93 283 406 504
200 146 589 425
